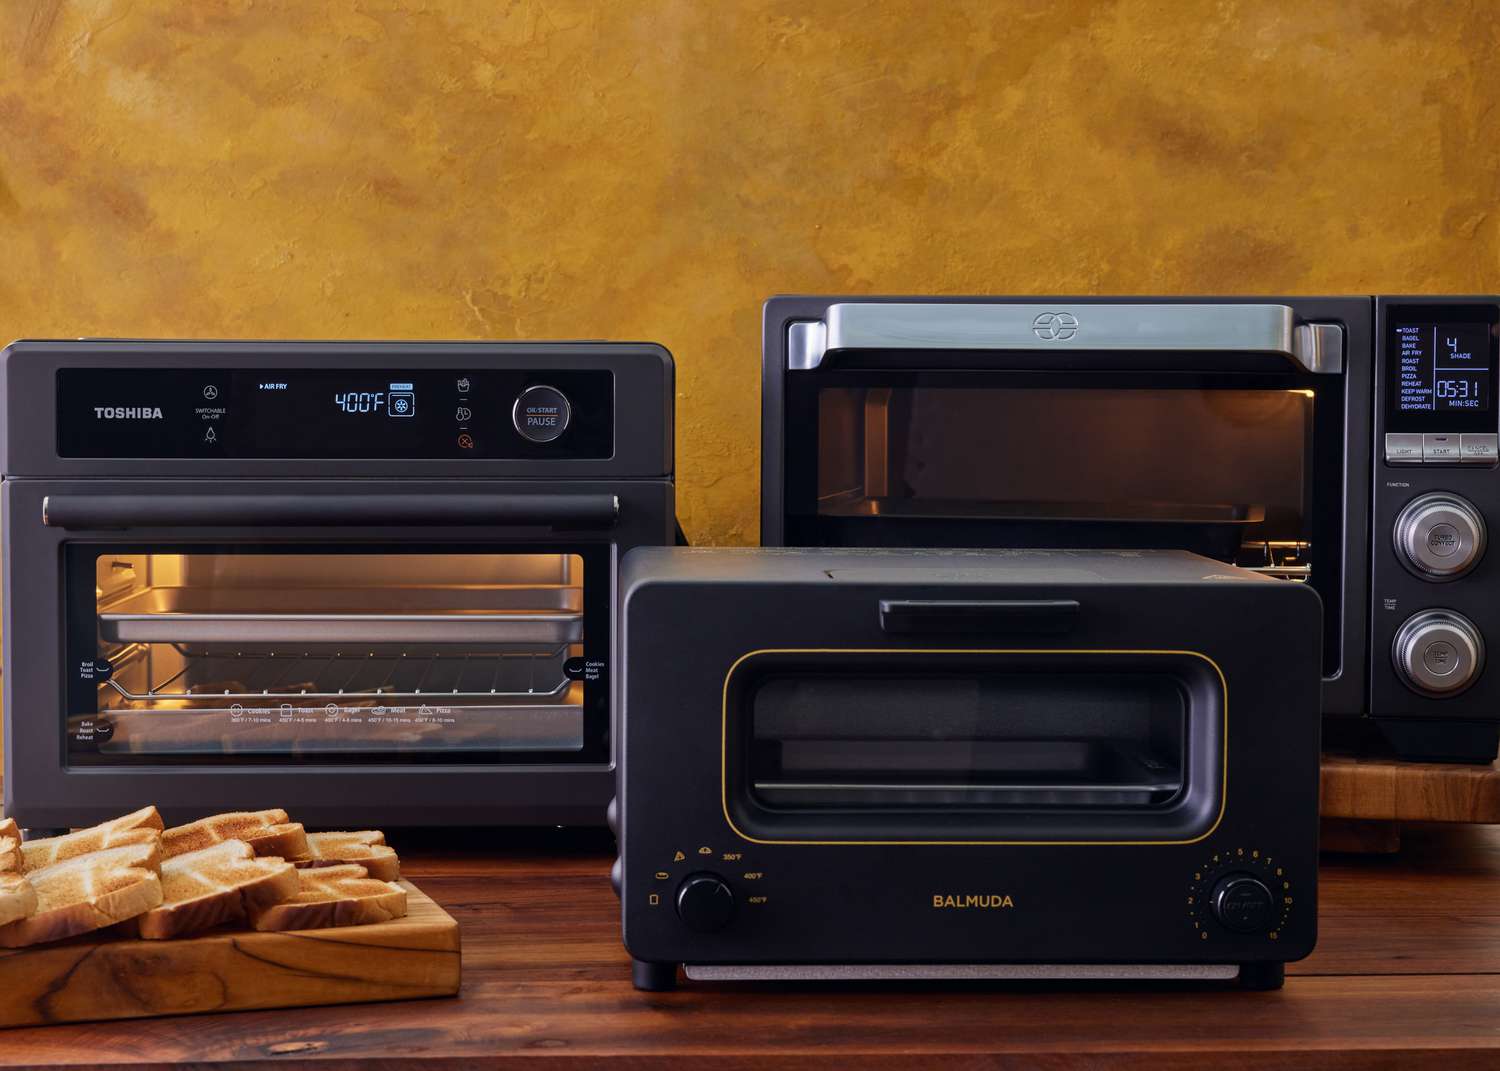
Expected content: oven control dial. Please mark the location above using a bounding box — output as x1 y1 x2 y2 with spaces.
1187 848 1294 941
1394 492 1486 580
1210 874 1277 935
676 872 735 933
1393 609 1485 697
512 385 572 443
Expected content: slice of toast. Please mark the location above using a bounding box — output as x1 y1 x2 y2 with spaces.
133 840 298 940
249 864 406 932
18 806 164 872
0 817 21 873
0 872 37 928
0 836 163 948
162 810 310 861
297 831 400 882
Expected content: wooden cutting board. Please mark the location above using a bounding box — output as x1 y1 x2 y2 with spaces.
0 880 460 1029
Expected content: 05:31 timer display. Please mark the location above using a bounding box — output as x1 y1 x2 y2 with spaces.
333 382 417 417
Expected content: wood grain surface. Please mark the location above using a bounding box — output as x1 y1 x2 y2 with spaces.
0 881 458 1031
0 824 1498 1068
1321 754 1500 822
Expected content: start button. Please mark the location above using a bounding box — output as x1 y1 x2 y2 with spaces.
512 385 572 443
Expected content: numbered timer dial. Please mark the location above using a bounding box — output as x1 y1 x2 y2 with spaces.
1187 847 1295 941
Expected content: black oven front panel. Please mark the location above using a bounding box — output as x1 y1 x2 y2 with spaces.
57 368 613 460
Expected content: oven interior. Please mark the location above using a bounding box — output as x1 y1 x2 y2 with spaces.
71 550 598 763
804 380 1345 676
816 386 1315 576
726 652 1224 842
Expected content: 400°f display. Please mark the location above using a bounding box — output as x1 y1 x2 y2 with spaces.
334 383 417 417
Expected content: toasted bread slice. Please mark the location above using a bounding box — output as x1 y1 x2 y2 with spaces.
0 837 162 948
0 872 37 928
133 840 298 940
0 817 21 873
249 864 406 932
18 806 164 872
243 823 310 861
162 810 310 861
297 831 400 882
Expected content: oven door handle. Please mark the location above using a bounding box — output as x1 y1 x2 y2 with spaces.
878 599 1081 636
41 493 620 530
788 303 1344 374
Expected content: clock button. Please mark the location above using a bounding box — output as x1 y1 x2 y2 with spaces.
512 385 571 443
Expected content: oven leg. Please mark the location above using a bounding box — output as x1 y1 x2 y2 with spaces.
1237 962 1285 991
632 959 678 991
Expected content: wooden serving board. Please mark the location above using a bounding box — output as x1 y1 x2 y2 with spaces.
1321 754 1500 853
0 880 459 1029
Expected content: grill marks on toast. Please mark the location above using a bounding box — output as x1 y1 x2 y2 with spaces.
298 831 401 881
16 806 163 872
0 837 164 947
250 865 407 932
162 810 310 861
0 810 407 946
134 841 298 940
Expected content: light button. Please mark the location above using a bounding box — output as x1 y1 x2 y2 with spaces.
1385 433 1424 464
1461 433 1499 465
1424 433 1462 463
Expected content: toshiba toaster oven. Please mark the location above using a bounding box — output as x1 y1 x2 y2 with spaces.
0 339 674 831
614 547 1322 991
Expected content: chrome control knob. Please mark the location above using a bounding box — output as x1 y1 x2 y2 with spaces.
1393 610 1485 697
1394 493 1486 581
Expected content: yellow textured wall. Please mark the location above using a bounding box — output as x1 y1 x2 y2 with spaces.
1 0 1497 545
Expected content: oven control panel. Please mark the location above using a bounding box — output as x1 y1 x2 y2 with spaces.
56 368 613 459
1382 317 1498 465
1371 301 1500 755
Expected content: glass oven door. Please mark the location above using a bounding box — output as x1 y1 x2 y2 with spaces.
724 650 1225 843
65 545 609 765
779 303 1350 677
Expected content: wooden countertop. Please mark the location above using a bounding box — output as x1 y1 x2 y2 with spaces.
8 824 1500 1069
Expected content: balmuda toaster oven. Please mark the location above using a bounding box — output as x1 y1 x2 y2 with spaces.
615 547 1322 991
762 296 1500 763
0 339 674 831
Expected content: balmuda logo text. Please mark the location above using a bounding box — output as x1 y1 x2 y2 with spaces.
94 407 163 419
932 893 1015 909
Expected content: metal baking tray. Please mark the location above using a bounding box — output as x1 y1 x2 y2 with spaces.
74 702 585 755
98 586 584 645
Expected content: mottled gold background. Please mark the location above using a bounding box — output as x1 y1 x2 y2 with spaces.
1 0 1497 544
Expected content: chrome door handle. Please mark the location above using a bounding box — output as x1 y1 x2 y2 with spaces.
787 303 1344 374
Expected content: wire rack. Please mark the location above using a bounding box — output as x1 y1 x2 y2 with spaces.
103 643 574 703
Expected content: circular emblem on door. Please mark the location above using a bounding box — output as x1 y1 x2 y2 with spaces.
1032 311 1079 341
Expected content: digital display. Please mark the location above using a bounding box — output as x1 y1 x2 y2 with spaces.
57 369 612 459
1395 323 1491 413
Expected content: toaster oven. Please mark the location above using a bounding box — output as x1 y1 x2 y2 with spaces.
762 296 1500 763
1 339 674 830
615 548 1322 991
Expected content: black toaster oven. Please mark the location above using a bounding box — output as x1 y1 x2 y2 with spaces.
761 296 1500 763
615 548 1322 991
1 339 674 831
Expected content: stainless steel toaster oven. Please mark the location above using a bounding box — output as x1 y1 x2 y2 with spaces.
615 547 1322 991
1 339 675 831
762 296 1500 763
